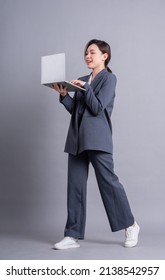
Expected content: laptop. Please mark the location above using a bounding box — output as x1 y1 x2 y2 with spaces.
41 53 86 92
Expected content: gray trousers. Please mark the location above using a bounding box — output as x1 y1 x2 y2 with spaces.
64 150 134 239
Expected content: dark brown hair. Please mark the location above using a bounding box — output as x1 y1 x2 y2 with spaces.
84 39 112 73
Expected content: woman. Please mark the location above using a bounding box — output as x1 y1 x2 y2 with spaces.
52 39 140 249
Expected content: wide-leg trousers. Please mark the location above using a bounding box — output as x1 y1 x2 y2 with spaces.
64 150 134 239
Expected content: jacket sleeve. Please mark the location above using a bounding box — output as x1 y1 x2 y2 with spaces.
59 93 75 114
83 73 117 116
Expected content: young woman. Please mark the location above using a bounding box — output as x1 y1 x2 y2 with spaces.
52 39 140 249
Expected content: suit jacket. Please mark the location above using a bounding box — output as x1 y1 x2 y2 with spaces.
60 68 117 155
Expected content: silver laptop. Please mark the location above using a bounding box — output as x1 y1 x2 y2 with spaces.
41 53 86 92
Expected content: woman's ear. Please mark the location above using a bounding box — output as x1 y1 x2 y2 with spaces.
103 53 108 61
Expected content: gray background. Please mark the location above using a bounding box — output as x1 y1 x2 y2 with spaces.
0 0 165 259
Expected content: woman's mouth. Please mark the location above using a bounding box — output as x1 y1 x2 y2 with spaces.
86 60 92 64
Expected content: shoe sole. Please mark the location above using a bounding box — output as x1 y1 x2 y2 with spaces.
124 242 138 248
54 244 80 250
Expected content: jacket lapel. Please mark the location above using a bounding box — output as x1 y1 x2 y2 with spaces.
90 69 107 93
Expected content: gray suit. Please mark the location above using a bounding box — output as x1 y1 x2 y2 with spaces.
60 69 134 239
60 69 115 155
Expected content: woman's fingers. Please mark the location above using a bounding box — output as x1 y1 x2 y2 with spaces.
52 83 67 95
52 83 60 91
70 80 85 87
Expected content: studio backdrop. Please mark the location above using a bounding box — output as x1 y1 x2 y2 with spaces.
0 0 165 240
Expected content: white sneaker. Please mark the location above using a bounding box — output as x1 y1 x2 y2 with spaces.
124 222 140 248
54 237 80 250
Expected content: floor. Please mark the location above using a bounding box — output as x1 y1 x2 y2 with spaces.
1 225 165 260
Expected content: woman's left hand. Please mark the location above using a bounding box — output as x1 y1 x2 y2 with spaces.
70 79 86 87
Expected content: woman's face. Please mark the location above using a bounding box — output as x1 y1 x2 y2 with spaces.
85 44 108 71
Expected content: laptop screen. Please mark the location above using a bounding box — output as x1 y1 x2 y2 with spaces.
41 53 66 84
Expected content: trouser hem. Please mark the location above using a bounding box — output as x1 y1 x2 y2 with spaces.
111 219 135 232
64 231 84 240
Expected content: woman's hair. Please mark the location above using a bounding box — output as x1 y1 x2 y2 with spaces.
84 39 112 73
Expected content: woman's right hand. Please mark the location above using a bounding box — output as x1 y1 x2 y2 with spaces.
52 83 67 97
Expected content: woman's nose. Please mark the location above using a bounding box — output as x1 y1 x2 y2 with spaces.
86 54 90 60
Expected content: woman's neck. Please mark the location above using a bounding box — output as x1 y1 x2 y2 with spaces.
92 66 105 80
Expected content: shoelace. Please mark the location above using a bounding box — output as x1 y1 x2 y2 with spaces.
125 227 134 240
